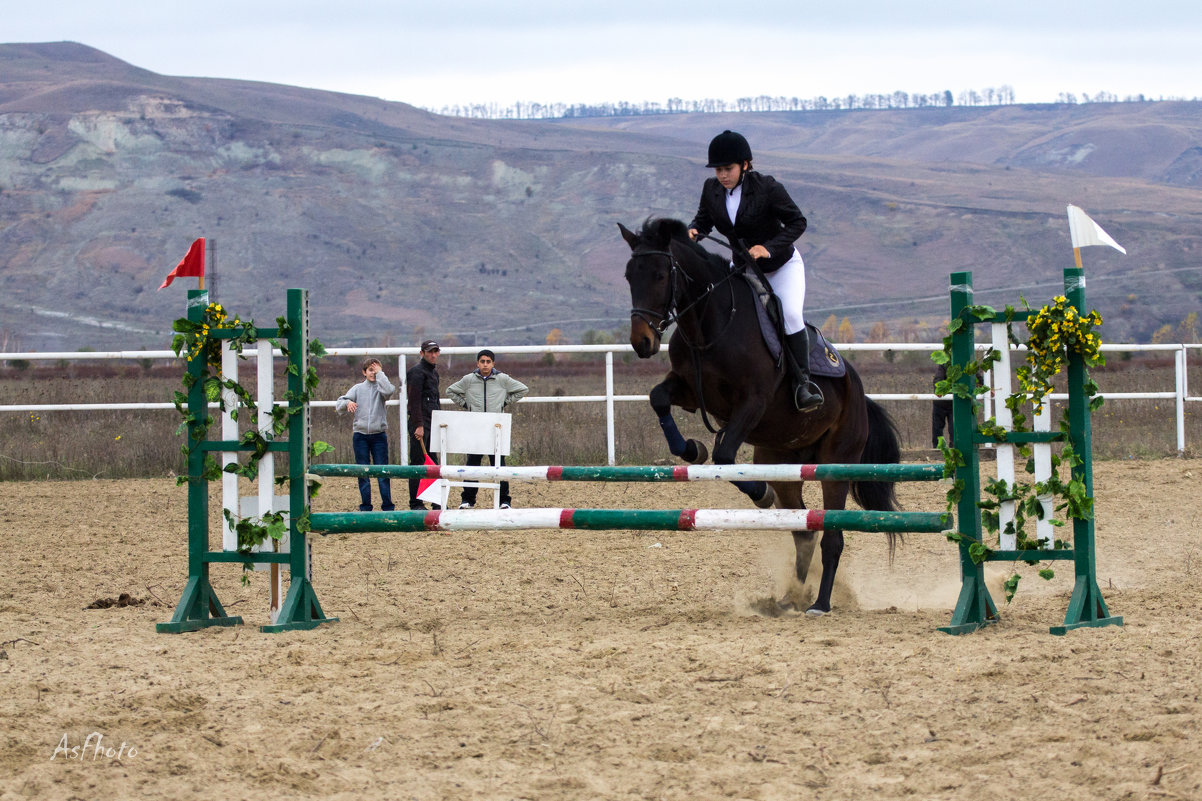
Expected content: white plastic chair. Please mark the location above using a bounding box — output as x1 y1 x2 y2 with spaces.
429 410 511 510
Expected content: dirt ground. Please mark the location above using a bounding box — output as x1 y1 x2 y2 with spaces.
1 458 1200 801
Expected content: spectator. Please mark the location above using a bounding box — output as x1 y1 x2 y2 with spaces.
406 340 442 510
335 357 396 511
446 349 529 509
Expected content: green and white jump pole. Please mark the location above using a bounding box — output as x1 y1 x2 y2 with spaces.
307 462 945 483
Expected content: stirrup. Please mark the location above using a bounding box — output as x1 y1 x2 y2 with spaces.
793 381 824 412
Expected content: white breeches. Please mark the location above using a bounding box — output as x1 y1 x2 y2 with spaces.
764 249 807 334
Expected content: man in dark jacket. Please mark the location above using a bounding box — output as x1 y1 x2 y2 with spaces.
406 339 441 509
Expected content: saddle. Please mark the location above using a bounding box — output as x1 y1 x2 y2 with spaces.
739 269 845 378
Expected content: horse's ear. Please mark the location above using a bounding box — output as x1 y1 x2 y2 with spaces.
618 222 640 251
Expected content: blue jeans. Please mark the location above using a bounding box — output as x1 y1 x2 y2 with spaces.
352 431 393 511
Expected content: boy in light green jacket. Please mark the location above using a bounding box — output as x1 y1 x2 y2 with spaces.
446 350 528 508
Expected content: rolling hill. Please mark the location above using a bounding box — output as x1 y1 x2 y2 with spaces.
2 41 1201 351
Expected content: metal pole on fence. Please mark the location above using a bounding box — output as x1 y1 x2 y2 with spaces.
606 351 616 466
1176 346 1186 455
399 354 410 468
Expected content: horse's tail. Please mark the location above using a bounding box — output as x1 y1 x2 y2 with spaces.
850 397 901 513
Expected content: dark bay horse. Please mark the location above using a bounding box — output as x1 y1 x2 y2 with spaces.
619 217 902 615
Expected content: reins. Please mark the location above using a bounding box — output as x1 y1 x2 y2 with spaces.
627 235 747 435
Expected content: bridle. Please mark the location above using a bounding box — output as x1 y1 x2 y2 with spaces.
627 248 678 336
627 244 741 349
627 239 745 435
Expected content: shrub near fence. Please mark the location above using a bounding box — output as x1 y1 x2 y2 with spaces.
0 351 1199 480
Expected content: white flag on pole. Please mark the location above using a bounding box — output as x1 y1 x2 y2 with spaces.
1067 204 1126 254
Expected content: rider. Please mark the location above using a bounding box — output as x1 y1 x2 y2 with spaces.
687 130 823 412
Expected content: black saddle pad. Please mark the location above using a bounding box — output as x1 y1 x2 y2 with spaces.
807 325 846 378
736 270 845 378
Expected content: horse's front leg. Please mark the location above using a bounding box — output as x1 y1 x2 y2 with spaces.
713 399 774 508
650 373 707 464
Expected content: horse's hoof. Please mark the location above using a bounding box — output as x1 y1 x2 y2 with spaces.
805 606 829 617
684 440 708 465
753 484 776 509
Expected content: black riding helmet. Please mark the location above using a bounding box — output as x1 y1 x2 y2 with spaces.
706 130 753 167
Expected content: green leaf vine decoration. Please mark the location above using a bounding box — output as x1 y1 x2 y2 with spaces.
171 302 329 561
934 296 1104 603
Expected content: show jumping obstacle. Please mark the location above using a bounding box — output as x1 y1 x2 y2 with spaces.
158 269 1119 635
158 289 334 633
940 268 1120 635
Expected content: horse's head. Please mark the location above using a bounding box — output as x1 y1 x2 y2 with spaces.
618 218 690 358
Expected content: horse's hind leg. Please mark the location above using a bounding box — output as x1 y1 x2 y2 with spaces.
762 474 814 610
792 530 818 585
808 529 844 616
650 374 707 464
807 479 852 616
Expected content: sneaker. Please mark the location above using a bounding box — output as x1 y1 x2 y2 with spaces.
500 503 511 509
458 502 474 509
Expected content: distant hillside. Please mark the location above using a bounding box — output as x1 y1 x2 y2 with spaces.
2 41 1201 351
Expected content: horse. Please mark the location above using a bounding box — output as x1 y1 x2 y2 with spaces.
619 217 902 615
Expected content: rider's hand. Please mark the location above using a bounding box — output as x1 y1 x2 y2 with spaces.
688 228 699 241
748 244 770 260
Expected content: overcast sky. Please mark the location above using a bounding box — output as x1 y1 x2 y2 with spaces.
6 1 1201 110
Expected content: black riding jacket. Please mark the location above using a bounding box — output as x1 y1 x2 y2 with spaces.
688 170 807 273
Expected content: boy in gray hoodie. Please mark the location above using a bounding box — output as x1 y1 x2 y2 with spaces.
335 357 396 511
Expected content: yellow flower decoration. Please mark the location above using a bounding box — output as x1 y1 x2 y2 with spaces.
1017 296 1104 413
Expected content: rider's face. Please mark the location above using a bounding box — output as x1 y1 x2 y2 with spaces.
714 162 745 191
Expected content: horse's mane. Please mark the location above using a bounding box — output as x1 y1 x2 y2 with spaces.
638 217 728 274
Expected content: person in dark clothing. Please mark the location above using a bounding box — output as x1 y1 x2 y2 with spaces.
932 361 954 448
687 129 821 412
406 339 442 510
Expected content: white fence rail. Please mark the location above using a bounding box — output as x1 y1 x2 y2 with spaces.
3 342 1199 461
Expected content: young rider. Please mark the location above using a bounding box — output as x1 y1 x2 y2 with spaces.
687 130 822 411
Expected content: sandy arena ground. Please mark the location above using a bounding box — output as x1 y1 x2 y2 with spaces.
1 458 1200 800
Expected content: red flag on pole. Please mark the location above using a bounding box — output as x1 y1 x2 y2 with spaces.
416 451 442 504
158 238 206 290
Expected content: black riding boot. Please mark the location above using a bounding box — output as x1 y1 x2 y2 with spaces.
785 330 824 412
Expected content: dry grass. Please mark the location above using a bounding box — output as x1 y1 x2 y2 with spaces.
1 350 1197 480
